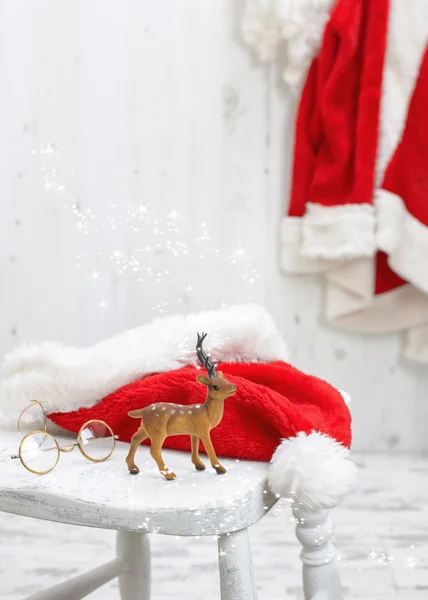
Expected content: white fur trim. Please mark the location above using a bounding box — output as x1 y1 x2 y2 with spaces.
0 304 289 419
376 190 428 295
301 203 376 260
242 0 284 63
242 0 335 91
280 210 376 271
375 0 428 186
338 390 351 406
268 432 358 510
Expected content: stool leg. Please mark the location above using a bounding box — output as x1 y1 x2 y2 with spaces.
218 528 257 600
117 531 151 600
294 507 342 600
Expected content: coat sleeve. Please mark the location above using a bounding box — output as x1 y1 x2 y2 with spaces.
284 0 389 262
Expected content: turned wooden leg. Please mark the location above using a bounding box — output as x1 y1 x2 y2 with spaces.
218 529 257 600
117 531 151 600
191 435 206 470
201 432 226 474
126 425 148 474
293 506 342 600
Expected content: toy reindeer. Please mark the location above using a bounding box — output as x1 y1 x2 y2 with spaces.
125 332 237 480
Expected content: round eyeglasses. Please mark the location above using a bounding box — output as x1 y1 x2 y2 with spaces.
11 400 118 475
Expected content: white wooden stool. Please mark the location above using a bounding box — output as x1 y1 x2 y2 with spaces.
0 430 343 599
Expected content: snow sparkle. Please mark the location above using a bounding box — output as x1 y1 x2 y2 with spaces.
32 140 262 314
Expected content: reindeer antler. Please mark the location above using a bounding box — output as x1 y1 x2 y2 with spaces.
196 332 218 379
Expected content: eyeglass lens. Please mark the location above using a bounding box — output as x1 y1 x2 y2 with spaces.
20 432 59 474
78 420 115 461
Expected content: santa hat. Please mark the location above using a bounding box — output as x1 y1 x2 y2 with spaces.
0 304 356 510
274 0 428 362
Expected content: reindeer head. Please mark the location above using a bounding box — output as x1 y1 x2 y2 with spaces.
196 332 237 399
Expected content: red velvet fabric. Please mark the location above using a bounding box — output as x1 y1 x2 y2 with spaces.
375 252 407 295
287 0 409 299
381 45 428 229
288 0 389 217
48 361 352 462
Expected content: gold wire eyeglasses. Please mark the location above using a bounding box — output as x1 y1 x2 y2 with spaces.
11 400 118 475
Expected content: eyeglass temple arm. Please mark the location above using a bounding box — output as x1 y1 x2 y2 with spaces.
11 447 59 458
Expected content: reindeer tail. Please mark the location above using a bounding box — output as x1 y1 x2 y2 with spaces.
128 409 145 419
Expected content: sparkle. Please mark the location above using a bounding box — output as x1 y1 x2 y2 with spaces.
232 246 247 259
405 556 417 569
75 221 87 234
136 204 147 216
368 549 377 561
41 177 66 194
39 143 58 156
88 270 100 282
30 143 262 317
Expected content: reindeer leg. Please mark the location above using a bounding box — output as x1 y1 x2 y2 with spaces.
126 424 148 474
150 436 176 480
191 435 206 471
201 432 226 475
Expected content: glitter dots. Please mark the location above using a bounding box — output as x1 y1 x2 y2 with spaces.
30 140 262 313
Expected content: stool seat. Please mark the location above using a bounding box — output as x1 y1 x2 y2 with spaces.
0 426 343 599
0 430 277 536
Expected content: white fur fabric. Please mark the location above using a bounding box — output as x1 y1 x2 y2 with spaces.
242 0 335 91
268 431 358 510
0 303 289 420
301 203 376 260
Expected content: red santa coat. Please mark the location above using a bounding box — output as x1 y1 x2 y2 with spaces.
276 0 428 362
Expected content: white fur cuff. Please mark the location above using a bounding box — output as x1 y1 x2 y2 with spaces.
301 203 376 260
376 190 428 295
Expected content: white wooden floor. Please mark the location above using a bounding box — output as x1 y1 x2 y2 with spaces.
0 452 427 599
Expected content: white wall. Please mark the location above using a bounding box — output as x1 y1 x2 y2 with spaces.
0 0 427 451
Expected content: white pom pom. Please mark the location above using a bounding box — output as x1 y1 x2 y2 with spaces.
268 431 358 510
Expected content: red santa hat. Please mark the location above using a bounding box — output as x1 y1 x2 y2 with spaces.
274 0 428 362
0 304 356 510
